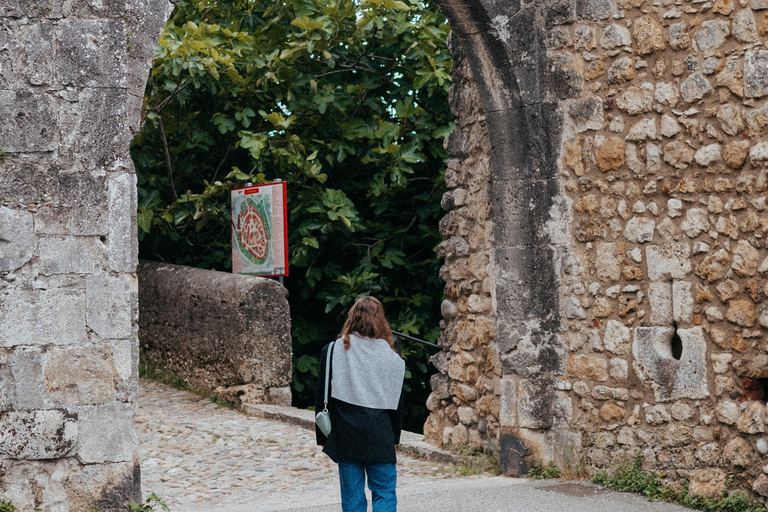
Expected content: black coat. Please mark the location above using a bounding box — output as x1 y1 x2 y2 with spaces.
315 342 404 464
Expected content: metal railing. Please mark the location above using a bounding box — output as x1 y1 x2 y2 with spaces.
392 330 440 350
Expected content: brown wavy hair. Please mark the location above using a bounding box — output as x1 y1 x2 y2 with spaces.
339 296 394 350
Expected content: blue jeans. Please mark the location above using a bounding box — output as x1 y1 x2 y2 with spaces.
338 461 397 512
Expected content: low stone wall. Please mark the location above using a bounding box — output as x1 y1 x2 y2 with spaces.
138 260 292 406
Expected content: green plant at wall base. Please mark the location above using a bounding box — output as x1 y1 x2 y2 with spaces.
449 443 502 476
0 498 14 512
130 493 170 512
529 461 561 480
591 452 767 512
131 0 453 432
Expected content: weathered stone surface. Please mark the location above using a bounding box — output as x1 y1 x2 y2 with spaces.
716 55 744 97
726 300 755 327
654 82 679 107
626 118 656 141
717 105 744 136
736 402 767 434
617 86 653 115
716 400 740 424
0 91 56 152
38 237 104 276
732 241 759 277
694 144 721 167
646 243 691 281
604 320 630 355
86 274 133 340
690 468 727 496
745 50 768 98
634 15 666 55
663 140 694 169
680 72 711 103
596 242 621 281
723 140 750 168
43 345 116 405
570 354 609 381
680 209 709 238
565 96 604 133
608 56 634 84
77 403 135 464
723 436 754 467
754 474 768 497
695 248 730 282
0 207 34 272
633 326 709 402
668 23 691 50
139 261 292 394
733 9 759 42
623 217 654 243
0 410 78 460
596 136 625 171
0 286 87 348
694 20 729 54
601 24 631 49
648 282 673 325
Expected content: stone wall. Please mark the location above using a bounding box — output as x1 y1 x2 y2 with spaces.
431 0 768 500
0 1 173 510
138 261 292 406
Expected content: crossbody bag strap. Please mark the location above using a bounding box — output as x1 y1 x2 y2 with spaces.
323 341 335 412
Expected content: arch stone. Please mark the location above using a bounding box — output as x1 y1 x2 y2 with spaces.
434 0 572 475
0 1 174 509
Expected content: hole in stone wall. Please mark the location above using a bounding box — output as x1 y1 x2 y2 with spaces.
670 321 682 361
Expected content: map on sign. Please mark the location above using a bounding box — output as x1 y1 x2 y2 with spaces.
231 182 288 277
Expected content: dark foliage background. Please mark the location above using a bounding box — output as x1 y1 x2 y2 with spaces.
131 0 452 432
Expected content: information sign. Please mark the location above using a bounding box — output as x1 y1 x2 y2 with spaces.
231 181 288 277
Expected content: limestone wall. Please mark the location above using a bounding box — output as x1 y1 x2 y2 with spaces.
138 261 292 407
431 0 768 500
0 1 172 510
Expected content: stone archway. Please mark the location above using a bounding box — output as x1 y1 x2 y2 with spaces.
428 0 571 475
0 2 174 509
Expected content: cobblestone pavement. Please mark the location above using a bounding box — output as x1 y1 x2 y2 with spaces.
136 380 482 512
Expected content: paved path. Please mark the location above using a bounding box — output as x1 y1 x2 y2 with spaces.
136 380 695 512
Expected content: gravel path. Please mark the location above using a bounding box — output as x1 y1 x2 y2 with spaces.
136 380 480 512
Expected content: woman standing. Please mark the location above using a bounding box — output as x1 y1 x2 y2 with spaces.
315 296 406 512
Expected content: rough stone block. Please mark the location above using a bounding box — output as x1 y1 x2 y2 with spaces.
55 19 127 88
495 245 559 322
564 96 604 133
499 376 517 427
646 242 692 281
0 207 34 272
19 21 56 86
58 172 109 236
0 91 56 153
139 261 292 392
633 326 709 402
0 410 77 459
58 88 130 169
0 157 61 209
603 320 630 355
0 0 63 18
10 348 46 409
648 282 673 325
108 171 138 272
65 0 125 18
745 50 768 98
672 281 694 323
77 402 135 464
0 286 87 348
86 274 133 340
491 179 559 247
38 236 105 276
595 242 621 281
43 345 115 406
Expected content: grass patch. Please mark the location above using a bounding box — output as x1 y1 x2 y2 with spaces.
529 461 561 480
0 499 14 512
450 443 503 476
590 452 767 512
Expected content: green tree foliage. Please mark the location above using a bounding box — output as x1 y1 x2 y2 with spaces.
131 0 453 431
